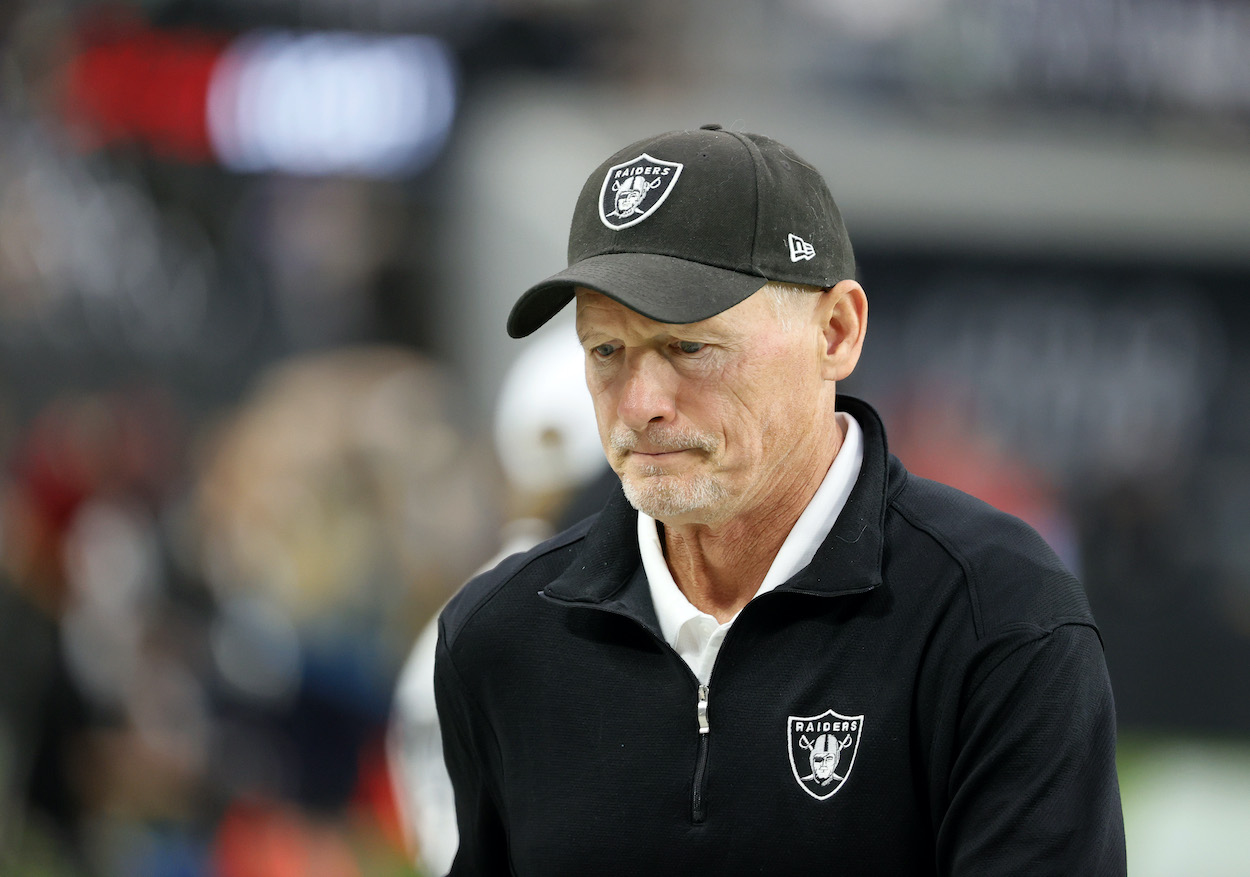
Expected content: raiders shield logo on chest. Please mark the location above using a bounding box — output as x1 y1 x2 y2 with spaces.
787 709 864 800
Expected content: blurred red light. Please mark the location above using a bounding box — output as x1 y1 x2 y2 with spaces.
63 18 229 162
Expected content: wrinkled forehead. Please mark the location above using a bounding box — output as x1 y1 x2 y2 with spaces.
575 296 666 350
574 287 633 319
575 288 667 334
574 286 763 340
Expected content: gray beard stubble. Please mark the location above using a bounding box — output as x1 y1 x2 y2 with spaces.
609 426 729 519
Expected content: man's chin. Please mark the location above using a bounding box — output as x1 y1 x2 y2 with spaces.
619 473 729 522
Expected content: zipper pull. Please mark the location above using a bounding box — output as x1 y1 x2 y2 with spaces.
697 684 710 735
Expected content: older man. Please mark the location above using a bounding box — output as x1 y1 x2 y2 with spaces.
433 125 1125 875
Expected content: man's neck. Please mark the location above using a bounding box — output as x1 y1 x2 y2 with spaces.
660 424 844 624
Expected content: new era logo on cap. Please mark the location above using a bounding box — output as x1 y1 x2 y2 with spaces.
788 233 816 262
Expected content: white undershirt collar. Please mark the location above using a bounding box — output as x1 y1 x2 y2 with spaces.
639 412 864 684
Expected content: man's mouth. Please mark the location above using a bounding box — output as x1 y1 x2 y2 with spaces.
611 428 716 459
632 446 691 457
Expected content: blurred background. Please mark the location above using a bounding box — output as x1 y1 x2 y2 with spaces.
0 0 1247 874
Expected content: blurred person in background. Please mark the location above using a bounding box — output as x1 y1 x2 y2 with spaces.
389 322 612 875
0 347 499 877
192 345 501 877
432 125 1125 875
0 388 200 876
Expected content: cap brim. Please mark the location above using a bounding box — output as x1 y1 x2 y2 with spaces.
507 253 769 338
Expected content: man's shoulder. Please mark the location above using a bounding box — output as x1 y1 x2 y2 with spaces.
439 515 597 648
887 465 1093 638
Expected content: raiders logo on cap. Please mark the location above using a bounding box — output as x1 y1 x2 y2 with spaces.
598 153 683 230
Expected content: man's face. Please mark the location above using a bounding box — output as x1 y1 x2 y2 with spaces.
575 288 829 527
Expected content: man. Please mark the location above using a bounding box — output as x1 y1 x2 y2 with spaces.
433 124 1126 874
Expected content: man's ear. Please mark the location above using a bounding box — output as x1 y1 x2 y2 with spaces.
819 279 868 382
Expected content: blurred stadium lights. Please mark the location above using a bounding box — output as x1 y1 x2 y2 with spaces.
63 19 457 178
207 32 456 177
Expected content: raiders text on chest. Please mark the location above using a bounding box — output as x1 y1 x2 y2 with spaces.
794 719 859 734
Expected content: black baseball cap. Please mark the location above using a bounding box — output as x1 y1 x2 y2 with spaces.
506 124 855 338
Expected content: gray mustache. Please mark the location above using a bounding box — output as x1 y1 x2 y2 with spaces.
609 426 717 454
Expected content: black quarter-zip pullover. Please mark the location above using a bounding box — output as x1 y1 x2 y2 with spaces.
434 396 1126 876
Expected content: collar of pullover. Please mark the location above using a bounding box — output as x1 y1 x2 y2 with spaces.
542 395 893 615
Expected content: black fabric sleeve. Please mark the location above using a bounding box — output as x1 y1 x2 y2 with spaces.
434 617 511 877
937 623 1127 876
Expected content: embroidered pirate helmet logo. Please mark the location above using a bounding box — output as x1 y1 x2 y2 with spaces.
787 709 864 800
598 153 683 230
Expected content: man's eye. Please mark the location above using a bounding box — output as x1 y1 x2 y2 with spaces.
592 343 617 358
675 340 706 355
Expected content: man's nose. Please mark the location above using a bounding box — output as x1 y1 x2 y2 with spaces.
617 351 676 431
